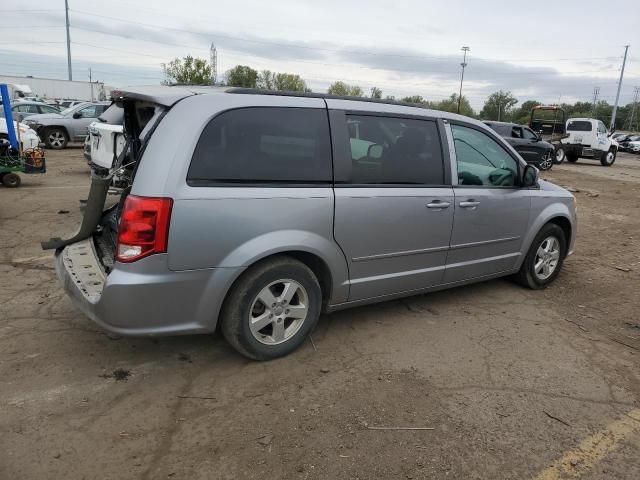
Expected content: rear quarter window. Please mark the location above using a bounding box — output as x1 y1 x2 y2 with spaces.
187 107 331 184
567 120 593 132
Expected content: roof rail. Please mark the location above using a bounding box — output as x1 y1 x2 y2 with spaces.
225 87 429 110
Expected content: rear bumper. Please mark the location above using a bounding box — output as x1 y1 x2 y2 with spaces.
54 238 244 336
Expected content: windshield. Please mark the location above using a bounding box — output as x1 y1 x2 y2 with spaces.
60 103 87 116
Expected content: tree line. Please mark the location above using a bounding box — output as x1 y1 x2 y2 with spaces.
162 57 639 131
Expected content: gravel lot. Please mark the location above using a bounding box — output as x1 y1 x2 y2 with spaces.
1 149 639 479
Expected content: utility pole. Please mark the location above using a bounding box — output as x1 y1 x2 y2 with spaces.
457 46 470 114
610 45 629 131
89 68 93 101
65 0 72 81
591 86 600 117
210 43 218 85
627 86 640 131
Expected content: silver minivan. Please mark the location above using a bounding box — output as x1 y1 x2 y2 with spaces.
46 87 576 360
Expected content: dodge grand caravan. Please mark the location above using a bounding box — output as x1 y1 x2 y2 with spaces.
45 86 577 360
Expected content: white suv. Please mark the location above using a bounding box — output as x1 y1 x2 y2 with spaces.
561 118 618 166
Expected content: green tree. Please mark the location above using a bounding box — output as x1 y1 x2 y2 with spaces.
274 73 307 91
257 70 307 91
513 100 542 125
429 94 475 117
480 90 518 121
370 87 382 99
162 56 211 85
400 95 427 105
257 70 276 90
328 81 363 97
226 65 259 88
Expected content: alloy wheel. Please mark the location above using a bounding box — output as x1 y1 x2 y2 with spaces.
48 131 65 148
534 236 561 280
249 279 309 345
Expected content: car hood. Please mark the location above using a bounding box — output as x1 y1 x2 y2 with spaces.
0 117 34 133
538 179 572 196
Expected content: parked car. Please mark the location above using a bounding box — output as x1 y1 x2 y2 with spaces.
618 134 640 152
0 118 40 150
46 86 577 361
0 100 60 122
484 121 555 170
83 103 124 164
626 139 640 154
57 99 85 109
23 101 110 149
561 118 618 166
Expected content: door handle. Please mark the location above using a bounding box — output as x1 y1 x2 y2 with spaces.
426 201 450 209
459 200 480 209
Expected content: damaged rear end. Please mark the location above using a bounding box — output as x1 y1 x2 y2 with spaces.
44 87 216 336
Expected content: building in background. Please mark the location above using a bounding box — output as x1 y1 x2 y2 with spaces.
0 74 114 101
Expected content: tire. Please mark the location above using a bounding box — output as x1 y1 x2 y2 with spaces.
600 147 616 167
44 127 68 149
566 151 579 163
2 172 21 188
220 256 322 360
538 152 553 171
514 223 567 290
553 145 565 164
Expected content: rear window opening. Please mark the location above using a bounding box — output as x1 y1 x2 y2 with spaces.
567 120 592 132
187 107 332 185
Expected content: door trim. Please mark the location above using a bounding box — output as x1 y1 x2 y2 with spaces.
450 235 521 250
352 244 450 262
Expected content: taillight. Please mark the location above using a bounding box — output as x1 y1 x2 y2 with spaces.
116 195 173 263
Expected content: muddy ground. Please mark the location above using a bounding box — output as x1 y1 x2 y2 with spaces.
1 149 639 480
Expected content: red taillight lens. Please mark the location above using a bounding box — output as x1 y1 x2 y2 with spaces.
116 195 173 263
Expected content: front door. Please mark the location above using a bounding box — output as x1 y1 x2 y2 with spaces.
444 123 531 283
331 112 454 300
71 104 100 140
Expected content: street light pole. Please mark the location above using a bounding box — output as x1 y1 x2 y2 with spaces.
65 0 72 81
457 46 470 114
610 45 629 131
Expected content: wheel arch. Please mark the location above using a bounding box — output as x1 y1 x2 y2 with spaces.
44 124 70 139
222 250 337 312
518 205 574 269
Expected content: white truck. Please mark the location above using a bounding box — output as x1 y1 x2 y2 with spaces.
561 118 618 166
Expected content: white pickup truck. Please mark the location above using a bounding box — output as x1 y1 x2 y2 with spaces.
561 118 618 166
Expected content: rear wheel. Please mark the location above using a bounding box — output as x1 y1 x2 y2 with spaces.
1 172 21 188
553 145 565 164
221 256 322 360
566 151 579 163
600 148 616 167
514 223 566 289
45 128 68 149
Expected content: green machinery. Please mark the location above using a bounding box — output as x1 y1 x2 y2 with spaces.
1 83 46 188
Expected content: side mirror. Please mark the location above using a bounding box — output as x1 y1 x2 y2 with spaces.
522 164 539 187
367 143 383 159
72 112 82 119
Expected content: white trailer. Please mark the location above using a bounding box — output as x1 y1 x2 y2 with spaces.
0 75 114 102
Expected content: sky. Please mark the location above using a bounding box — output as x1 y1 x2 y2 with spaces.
1 0 639 110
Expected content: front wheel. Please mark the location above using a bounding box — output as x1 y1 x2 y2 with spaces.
538 152 553 171
514 223 567 289
221 256 322 360
554 145 565 164
45 128 68 149
600 148 616 167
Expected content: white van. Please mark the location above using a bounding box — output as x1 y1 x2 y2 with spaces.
561 118 617 166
